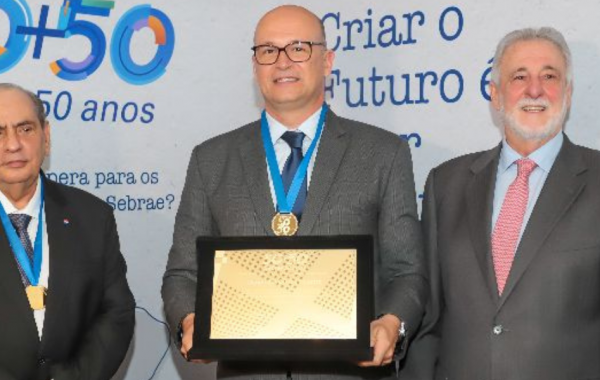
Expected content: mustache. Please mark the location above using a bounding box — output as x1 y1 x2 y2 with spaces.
516 98 551 108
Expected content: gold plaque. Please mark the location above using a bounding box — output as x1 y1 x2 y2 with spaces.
210 248 357 339
190 235 374 361
271 213 298 236
25 285 46 310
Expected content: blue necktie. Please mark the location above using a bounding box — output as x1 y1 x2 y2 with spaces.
9 213 33 286
281 131 307 219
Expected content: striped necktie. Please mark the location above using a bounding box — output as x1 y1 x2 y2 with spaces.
281 131 307 219
9 213 34 286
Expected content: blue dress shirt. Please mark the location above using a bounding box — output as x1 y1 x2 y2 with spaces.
491 133 564 245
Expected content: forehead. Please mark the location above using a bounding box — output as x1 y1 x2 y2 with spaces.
254 9 322 44
500 39 566 74
0 89 37 122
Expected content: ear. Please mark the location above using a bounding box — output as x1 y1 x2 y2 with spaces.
565 82 573 108
323 49 335 76
490 81 501 111
252 56 258 79
43 121 51 156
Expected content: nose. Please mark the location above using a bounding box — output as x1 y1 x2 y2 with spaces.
525 76 543 99
274 49 293 69
4 129 23 152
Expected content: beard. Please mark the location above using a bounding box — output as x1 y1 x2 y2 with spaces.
501 96 568 141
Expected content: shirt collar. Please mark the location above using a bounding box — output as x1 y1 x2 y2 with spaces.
266 107 323 143
499 132 564 174
0 175 42 217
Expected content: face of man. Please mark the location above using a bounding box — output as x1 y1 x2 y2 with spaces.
0 89 50 200
490 39 572 154
253 6 334 118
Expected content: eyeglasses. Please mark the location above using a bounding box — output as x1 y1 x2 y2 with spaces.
251 41 326 65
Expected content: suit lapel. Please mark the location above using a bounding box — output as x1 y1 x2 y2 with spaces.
499 137 587 306
0 226 39 343
466 146 501 302
243 109 349 236
239 121 276 236
39 179 76 348
298 110 349 235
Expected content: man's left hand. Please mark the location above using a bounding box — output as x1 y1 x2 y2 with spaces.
357 314 401 367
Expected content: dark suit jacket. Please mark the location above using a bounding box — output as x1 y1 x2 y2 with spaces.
401 134 600 380
162 109 427 379
0 177 135 380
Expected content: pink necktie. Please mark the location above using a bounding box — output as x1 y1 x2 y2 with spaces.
492 158 537 295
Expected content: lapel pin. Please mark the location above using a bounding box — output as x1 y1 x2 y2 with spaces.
63 218 70 226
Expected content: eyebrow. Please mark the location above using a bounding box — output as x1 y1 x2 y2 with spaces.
15 120 35 127
541 65 561 73
513 65 560 74
255 40 308 46
254 41 277 46
0 119 36 129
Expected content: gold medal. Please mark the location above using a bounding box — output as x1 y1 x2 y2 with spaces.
271 213 298 236
25 285 46 310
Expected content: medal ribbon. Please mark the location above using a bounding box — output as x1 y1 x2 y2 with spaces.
0 178 44 286
261 103 328 214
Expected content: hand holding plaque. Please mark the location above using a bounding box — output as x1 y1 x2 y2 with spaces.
357 314 401 367
180 313 213 364
190 235 374 361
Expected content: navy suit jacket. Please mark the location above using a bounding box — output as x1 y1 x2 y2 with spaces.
0 177 135 380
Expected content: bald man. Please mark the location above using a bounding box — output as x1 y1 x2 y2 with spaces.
162 5 426 379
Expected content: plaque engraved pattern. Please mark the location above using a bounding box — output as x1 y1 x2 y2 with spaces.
228 249 319 292
211 281 278 338
314 253 356 319
280 318 345 339
211 249 357 339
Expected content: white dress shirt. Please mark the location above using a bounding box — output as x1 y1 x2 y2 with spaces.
265 107 324 208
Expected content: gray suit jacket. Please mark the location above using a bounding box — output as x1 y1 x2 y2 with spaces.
401 134 600 380
162 109 426 379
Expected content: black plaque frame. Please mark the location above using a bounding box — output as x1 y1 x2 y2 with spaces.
189 235 374 361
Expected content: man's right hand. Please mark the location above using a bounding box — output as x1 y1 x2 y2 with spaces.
180 313 212 363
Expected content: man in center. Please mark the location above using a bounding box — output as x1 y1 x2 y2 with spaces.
162 5 426 379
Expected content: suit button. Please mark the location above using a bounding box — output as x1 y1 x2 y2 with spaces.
38 358 46 365
492 325 503 335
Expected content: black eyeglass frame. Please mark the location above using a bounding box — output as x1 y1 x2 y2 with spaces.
251 40 327 65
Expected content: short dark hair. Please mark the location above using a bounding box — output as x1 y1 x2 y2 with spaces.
0 83 47 126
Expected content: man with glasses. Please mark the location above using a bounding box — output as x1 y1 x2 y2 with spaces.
162 5 426 379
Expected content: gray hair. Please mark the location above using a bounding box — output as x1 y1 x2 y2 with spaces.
0 83 47 126
491 27 573 86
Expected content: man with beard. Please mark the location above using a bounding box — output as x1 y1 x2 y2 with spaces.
400 27 600 380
